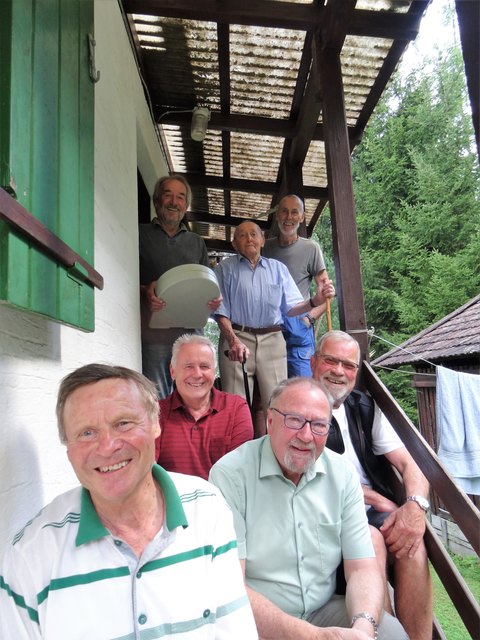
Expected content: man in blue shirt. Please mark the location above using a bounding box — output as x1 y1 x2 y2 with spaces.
214 221 334 422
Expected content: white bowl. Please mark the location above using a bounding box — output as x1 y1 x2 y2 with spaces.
150 264 220 329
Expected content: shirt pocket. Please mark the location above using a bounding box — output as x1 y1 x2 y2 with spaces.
314 521 343 573
263 283 282 317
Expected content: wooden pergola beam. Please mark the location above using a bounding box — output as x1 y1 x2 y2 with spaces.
124 0 421 41
315 34 368 354
186 174 328 199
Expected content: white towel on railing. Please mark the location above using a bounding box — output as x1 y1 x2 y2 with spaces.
436 365 480 495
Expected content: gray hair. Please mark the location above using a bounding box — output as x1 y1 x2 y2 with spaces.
276 194 305 213
269 377 333 414
56 364 159 444
315 330 361 365
152 174 192 210
171 334 217 369
233 221 264 241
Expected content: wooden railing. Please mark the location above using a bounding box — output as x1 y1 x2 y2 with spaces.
362 362 480 639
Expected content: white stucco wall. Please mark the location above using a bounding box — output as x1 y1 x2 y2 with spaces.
0 0 167 552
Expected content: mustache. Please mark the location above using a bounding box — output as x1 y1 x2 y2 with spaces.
166 205 181 212
289 438 316 451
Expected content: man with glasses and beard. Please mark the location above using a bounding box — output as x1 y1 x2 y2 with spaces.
311 330 432 640
209 377 407 639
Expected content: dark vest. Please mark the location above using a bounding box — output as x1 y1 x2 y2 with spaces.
326 390 396 502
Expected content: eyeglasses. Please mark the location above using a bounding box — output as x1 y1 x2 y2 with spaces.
316 354 359 372
270 408 331 436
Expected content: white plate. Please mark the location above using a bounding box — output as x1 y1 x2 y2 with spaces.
149 264 220 329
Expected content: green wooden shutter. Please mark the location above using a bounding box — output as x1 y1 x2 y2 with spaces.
0 0 95 331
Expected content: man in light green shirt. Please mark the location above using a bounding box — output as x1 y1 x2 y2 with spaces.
210 377 408 640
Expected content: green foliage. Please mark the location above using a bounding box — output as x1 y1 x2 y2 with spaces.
432 554 480 640
353 43 480 341
312 38 479 419
312 38 480 422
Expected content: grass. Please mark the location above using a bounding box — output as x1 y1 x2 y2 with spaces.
432 554 480 639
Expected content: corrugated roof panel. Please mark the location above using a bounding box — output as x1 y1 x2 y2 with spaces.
125 0 425 248
303 140 328 189
341 36 395 125
230 191 273 221
137 18 221 110
304 198 323 227
230 133 284 182
229 24 304 119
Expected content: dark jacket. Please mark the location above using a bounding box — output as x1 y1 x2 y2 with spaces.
326 390 396 502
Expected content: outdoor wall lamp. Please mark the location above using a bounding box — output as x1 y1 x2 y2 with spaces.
157 106 211 143
190 107 210 142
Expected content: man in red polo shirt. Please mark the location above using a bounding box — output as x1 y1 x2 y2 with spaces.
155 334 253 479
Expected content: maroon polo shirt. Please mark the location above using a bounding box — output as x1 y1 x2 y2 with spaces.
155 387 254 480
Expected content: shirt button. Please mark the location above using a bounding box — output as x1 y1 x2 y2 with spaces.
298 522 302 528
136 570 142 578
203 609 211 618
138 614 147 625
114 539 122 546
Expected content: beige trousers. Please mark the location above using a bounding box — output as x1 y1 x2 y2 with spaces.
219 330 287 415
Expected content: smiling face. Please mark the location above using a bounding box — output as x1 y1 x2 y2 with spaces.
310 336 360 407
64 378 160 511
232 222 265 262
154 178 188 231
170 342 216 406
276 195 305 241
267 382 331 485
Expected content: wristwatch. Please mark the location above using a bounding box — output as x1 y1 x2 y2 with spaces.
406 495 430 512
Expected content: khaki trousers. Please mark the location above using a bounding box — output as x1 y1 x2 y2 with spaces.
219 330 287 415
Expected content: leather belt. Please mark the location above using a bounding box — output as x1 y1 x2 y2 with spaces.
231 323 282 335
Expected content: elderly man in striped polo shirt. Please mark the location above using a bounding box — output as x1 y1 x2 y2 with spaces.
0 364 257 640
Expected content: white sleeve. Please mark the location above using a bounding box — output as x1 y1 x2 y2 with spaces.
210 492 258 639
0 546 43 640
371 404 404 455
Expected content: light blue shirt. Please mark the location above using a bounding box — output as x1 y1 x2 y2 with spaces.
209 437 374 620
214 254 303 327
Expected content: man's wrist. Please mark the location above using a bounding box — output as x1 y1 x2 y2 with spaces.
351 612 379 640
406 495 430 512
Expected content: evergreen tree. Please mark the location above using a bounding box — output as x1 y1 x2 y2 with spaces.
352 44 479 342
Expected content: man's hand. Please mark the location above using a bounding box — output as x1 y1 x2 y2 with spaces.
207 295 223 311
380 501 426 559
145 281 166 312
311 279 336 306
226 337 250 363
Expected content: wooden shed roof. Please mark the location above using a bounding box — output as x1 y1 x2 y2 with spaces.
372 295 480 368
121 0 434 251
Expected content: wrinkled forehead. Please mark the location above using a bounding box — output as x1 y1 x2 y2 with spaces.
235 222 261 238
321 337 360 363
277 195 304 212
274 383 330 414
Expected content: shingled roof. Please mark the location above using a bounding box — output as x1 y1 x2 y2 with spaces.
372 295 480 368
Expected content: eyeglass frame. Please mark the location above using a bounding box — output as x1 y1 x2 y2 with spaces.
270 407 332 437
315 353 359 373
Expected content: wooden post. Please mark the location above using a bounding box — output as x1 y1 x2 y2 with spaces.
314 35 368 359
